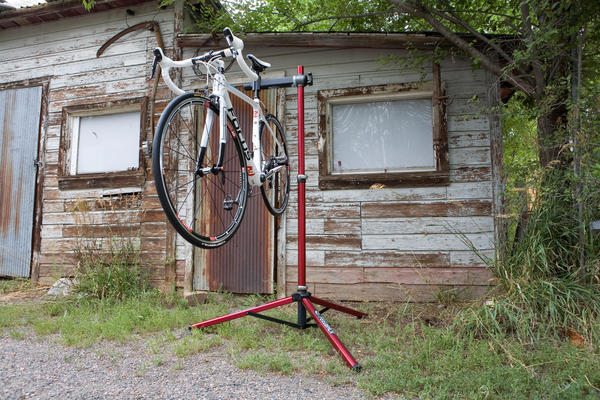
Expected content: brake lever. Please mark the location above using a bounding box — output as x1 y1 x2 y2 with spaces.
223 27 233 46
150 48 163 79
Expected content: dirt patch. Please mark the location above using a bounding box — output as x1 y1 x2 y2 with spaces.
0 285 48 305
337 300 463 329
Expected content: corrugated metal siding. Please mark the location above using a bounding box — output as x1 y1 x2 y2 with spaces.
200 89 276 294
0 86 42 277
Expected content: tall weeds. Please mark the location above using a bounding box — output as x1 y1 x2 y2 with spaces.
70 196 150 301
458 162 600 345
457 88 600 344
73 238 149 301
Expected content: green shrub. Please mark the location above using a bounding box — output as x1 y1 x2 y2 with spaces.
73 238 149 301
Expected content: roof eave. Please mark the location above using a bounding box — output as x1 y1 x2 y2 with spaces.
0 0 156 30
177 31 448 50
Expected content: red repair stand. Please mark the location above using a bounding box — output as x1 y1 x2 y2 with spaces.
189 66 366 371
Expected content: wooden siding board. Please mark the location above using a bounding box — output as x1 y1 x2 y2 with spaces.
362 233 494 252
324 251 450 268
286 266 493 285
291 186 448 203
287 234 362 251
450 250 493 267
361 216 494 235
362 200 492 218
446 182 493 200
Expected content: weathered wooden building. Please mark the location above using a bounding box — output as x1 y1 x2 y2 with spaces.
0 0 501 301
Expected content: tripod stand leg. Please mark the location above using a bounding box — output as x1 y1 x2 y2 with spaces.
311 296 366 319
301 298 361 371
190 296 294 329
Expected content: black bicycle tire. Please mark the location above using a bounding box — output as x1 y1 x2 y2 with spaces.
152 92 248 248
260 114 290 216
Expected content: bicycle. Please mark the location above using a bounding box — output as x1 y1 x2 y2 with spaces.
150 28 291 248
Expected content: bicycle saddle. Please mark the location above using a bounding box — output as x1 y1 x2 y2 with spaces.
247 54 271 73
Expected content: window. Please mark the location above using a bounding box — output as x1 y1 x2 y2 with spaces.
71 111 140 174
317 63 448 189
59 98 147 190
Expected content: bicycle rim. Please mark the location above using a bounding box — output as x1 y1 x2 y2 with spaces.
260 114 290 216
153 93 248 248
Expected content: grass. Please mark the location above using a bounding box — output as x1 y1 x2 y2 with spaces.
1 291 600 398
0 278 32 294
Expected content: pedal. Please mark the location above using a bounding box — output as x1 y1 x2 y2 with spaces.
223 195 237 211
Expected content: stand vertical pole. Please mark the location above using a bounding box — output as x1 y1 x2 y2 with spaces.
297 65 307 290
296 65 308 328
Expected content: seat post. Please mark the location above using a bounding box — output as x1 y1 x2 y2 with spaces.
252 74 261 99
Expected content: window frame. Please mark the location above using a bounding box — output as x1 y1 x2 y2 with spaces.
317 62 448 190
58 97 148 190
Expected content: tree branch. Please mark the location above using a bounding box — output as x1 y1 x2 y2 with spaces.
520 3 545 97
433 2 515 65
436 8 522 22
388 0 536 96
291 9 397 31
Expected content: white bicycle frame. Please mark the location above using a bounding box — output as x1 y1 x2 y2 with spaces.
153 31 282 188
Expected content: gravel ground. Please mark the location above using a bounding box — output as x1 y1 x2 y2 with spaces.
0 333 384 400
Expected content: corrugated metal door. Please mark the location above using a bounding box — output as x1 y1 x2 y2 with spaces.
194 89 278 293
0 86 42 278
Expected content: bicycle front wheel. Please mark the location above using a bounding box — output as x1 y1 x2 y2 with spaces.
260 114 290 216
152 93 248 248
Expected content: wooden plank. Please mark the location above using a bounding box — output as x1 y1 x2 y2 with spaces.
139 251 167 266
286 249 325 267
287 218 361 235
450 250 493 267
287 234 361 251
286 202 361 219
450 167 491 183
141 195 162 210
448 131 490 148
446 182 492 200
286 266 493 285
362 232 494 252
63 196 143 212
42 200 64 213
62 224 141 238
42 209 143 225
141 237 166 252
324 251 450 268
38 252 78 266
362 200 492 218
40 225 63 239
361 216 494 235
449 147 491 167
447 115 490 132
41 237 141 253
291 186 447 203
141 222 167 237
179 32 447 50
58 171 145 191
363 267 493 285
141 210 168 223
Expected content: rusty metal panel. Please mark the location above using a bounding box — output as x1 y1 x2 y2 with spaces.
194 88 277 294
0 86 42 278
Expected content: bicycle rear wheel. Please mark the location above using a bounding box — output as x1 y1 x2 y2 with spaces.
260 114 290 216
152 93 248 248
